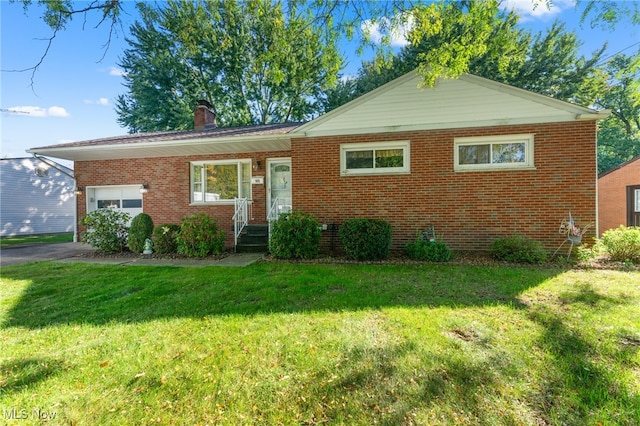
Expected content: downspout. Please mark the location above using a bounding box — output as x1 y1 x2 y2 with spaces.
594 126 600 238
32 154 80 243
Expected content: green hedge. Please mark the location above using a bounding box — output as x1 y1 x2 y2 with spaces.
490 234 547 264
128 213 154 253
269 211 321 259
177 212 226 258
405 240 452 262
152 224 180 254
600 226 640 264
339 218 392 261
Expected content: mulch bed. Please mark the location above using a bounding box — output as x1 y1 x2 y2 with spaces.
263 251 639 271
80 249 637 271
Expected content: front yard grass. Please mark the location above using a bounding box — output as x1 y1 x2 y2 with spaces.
1 262 638 425
0 233 74 247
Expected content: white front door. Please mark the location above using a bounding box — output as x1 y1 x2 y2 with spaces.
266 158 292 220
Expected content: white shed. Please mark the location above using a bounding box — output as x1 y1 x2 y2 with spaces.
0 157 75 236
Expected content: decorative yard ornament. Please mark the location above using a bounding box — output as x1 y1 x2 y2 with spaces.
554 213 593 260
143 238 153 255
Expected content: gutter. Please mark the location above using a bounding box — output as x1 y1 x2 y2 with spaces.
31 154 80 243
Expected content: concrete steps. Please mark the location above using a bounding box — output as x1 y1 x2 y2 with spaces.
236 224 269 253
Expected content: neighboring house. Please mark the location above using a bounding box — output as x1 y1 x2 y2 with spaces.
0 157 75 236
598 155 640 235
27 71 609 252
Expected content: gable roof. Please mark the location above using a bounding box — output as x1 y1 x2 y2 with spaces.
598 155 640 179
293 71 610 137
27 122 302 162
28 70 610 162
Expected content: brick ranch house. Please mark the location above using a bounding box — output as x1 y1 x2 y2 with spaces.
598 155 640 235
28 71 610 253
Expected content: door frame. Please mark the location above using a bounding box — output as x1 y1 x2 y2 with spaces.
266 157 292 221
627 185 640 226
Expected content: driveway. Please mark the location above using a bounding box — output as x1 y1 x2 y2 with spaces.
0 242 98 267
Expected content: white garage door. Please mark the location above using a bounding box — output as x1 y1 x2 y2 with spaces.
87 185 143 221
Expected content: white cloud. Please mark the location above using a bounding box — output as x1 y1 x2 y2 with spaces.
340 74 357 83
109 66 127 77
361 14 414 48
502 0 574 22
84 97 110 106
5 106 70 118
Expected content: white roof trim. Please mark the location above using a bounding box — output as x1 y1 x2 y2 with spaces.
28 134 292 162
293 71 610 137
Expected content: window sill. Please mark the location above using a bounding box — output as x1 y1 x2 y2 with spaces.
190 200 253 206
454 166 537 173
340 170 411 177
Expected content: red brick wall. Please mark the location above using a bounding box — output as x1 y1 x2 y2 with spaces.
75 121 597 252
75 150 289 248
292 121 597 252
598 157 640 235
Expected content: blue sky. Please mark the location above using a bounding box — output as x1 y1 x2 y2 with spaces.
1 1 638 167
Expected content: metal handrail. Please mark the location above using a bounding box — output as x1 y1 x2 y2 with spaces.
232 198 249 251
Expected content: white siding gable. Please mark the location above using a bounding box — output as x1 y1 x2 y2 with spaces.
0 158 75 236
294 71 608 137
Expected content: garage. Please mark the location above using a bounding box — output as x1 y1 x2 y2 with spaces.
86 185 143 220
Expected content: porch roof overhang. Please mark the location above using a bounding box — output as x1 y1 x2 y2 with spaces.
26 123 300 162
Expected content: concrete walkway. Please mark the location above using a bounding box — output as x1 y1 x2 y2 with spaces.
0 242 264 268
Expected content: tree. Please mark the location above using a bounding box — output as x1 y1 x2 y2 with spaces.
115 0 341 131
595 53 640 173
11 0 637 87
323 4 606 111
7 0 124 85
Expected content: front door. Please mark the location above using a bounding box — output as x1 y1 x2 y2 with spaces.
267 158 292 220
628 185 640 226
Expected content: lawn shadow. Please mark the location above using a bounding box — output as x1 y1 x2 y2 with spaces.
527 306 640 424
0 262 563 329
0 357 64 397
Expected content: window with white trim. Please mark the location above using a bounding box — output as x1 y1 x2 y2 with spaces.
454 134 535 171
340 141 410 175
190 160 251 203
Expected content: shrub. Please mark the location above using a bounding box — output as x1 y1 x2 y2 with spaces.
269 211 321 259
128 213 154 253
80 208 130 254
490 234 547 264
177 212 226 258
339 218 392 261
405 240 452 262
152 224 180 254
600 226 640 264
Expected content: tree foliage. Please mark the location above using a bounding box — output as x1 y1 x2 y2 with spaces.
595 53 640 173
12 0 638 87
115 0 341 132
322 5 607 111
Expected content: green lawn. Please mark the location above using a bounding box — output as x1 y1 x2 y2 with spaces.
0 233 74 247
1 261 638 425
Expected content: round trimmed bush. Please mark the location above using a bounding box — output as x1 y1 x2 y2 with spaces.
269 210 321 259
490 234 547 264
339 218 392 261
177 212 226 258
405 240 452 262
152 224 180 254
128 213 154 253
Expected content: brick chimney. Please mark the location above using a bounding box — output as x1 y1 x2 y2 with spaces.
194 100 216 130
